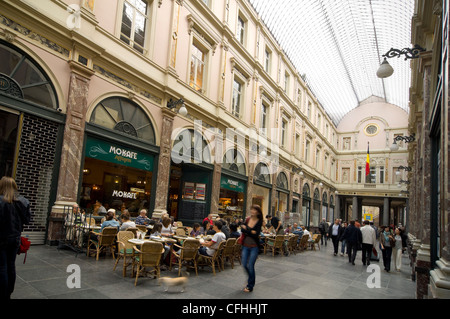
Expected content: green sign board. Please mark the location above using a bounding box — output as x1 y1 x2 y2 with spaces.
85 137 154 172
220 176 246 193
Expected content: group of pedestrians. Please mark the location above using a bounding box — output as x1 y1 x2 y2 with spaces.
325 218 406 272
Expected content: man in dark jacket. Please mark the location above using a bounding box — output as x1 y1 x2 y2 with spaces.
328 219 344 256
319 218 330 246
341 220 362 265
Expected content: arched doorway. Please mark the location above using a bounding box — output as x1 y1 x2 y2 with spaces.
82 96 158 217
312 188 321 229
169 129 213 224
220 148 247 219
252 162 272 216
0 40 62 244
330 195 335 222
322 192 328 222
302 183 311 228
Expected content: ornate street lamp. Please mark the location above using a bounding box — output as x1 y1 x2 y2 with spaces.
377 45 426 79
167 98 188 117
390 134 416 151
396 166 413 176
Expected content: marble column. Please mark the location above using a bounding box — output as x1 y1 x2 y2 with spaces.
47 61 93 244
383 197 390 226
245 162 255 218
154 108 175 212
210 131 223 215
352 196 358 222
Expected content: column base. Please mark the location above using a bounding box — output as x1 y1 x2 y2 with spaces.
416 244 431 299
429 258 450 299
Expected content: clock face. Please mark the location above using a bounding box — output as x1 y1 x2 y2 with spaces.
365 124 379 136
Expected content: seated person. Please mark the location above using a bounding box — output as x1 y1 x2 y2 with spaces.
161 217 174 237
284 224 293 235
229 223 241 239
302 226 311 237
135 209 151 226
293 224 304 243
220 219 231 239
205 223 216 236
101 211 120 231
198 221 226 257
190 223 202 237
150 223 170 261
120 211 136 231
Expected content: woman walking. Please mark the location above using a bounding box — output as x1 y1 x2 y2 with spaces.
380 226 395 273
0 177 31 299
240 205 264 293
394 228 403 272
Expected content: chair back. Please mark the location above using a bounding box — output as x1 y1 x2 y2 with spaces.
300 234 309 245
176 228 187 237
140 242 164 266
233 242 242 255
314 234 322 243
274 235 285 247
127 227 138 238
180 239 200 260
177 221 183 227
136 225 148 233
211 240 226 259
117 231 135 251
288 235 297 248
99 227 118 245
222 238 237 255
85 217 96 227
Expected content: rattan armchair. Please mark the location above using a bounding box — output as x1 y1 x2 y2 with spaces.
170 239 201 276
233 242 242 265
113 231 135 277
310 234 322 251
298 234 310 252
221 238 237 270
287 235 299 256
264 235 285 256
132 241 165 286
87 227 118 260
198 241 225 275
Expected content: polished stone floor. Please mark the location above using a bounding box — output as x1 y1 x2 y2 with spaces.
11 240 416 299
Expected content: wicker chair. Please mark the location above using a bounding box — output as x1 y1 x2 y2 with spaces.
132 241 165 286
113 231 135 277
198 241 225 275
87 227 118 260
298 234 310 252
177 221 183 227
127 227 139 238
264 235 285 256
287 235 299 256
170 239 201 276
221 238 237 270
176 228 187 237
310 234 322 251
233 242 242 265
85 217 96 227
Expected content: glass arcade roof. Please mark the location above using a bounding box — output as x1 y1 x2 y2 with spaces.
249 0 415 125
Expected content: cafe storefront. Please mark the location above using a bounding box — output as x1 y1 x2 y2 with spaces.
81 96 159 217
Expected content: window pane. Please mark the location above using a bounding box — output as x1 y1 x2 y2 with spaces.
0 45 21 76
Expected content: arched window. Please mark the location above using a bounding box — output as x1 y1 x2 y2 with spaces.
254 163 271 184
322 192 328 204
303 183 310 198
276 172 289 190
313 188 320 200
172 129 211 164
330 195 335 206
223 149 246 175
0 41 58 109
90 97 155 144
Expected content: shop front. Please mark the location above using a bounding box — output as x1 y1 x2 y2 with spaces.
252 163 272 217
219 175 246 220
301 184 311 228
168 129 213 225
80 136 156 217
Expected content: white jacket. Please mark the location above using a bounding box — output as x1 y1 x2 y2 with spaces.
361 225 376 245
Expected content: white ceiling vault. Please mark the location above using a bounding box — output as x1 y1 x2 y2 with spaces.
248 0 415 125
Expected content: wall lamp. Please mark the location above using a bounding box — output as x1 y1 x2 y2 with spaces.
292 166 304 176
390 134 416 151
377 44 426 79
396 166 412 176
167 98 188 117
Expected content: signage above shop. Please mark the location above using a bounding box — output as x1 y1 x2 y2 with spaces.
220 176 246 193
112 190 137 199
85 137 154 172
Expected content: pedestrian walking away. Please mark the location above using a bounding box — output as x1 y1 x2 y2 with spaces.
360 220 376 266
319 218 330 246
0 177 31 300
240 205 264 293
341 220 362 265
328 219 343 256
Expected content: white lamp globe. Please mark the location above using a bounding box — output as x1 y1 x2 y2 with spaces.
179 104 188 117
377 58 394 79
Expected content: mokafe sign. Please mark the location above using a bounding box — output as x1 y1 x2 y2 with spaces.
220 176 246 193
85 137 154 171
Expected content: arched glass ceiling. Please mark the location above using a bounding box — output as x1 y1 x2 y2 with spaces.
249 0 415 125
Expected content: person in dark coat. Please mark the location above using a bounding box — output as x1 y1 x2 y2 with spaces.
0 177 31 299
341 220 362 265
328 219 344 256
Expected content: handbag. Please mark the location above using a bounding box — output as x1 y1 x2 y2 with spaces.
13 201 31 264
237 217 251 245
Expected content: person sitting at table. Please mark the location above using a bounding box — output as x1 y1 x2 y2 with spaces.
101 211 120 231
135 209 151 226
284 224 293 235
190 223 202 237
220 219 231 239
206 222 216 236
229 223 241 239
161 217 174 237
120 211 136 231
198 220 226 257
293 224 304 243
302 226 311 237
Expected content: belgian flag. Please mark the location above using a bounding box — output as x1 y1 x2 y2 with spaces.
366 143 370 176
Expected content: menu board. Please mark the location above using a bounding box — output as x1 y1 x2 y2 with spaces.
183 182 195 200
196 184 206 201
179 200 207 221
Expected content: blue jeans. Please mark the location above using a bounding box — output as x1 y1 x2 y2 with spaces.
241 246 259 291
0 236 20 299
341 239 347 254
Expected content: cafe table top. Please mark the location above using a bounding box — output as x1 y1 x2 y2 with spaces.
128 238 177 245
